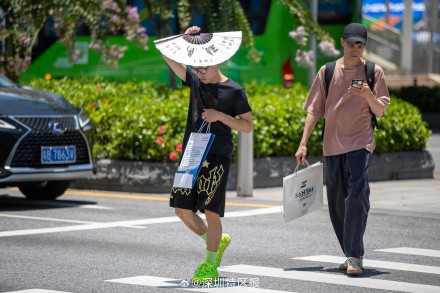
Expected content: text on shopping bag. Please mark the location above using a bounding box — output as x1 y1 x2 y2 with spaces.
282 162 324 223
173 132 214 189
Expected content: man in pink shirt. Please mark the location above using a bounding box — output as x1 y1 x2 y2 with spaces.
295 23 390 275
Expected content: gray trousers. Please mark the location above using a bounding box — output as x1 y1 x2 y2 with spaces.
325 148 372 259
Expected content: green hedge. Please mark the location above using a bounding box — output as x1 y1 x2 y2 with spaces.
25 77 431 162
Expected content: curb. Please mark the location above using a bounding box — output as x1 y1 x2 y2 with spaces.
71 150 435 193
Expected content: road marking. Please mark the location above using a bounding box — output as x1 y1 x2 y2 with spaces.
78 204 113 210
106 275 290 292
0 213 95 224
294 255 440 275
4 289 70 293
375 247 440 258
6 187 277 208
223 207 281 218
66 190 170 201
67 190 277 208
0 207 280 237
219 264 440 293
0 217 177 237
0 196 114 210
0 213 145 229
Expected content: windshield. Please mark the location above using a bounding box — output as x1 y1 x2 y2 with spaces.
0 75 17 88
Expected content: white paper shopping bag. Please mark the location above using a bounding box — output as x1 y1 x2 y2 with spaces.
173 122 215 189
282 161 324 223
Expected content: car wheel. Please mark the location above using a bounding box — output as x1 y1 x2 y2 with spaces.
18 181 71 200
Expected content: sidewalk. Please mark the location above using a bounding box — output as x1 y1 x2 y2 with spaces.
227 134 440 216
226 175 440 216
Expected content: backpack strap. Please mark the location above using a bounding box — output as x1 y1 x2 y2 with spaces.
365 61 378 129
365 60 375 91
322 61 337 139
324 61 337 98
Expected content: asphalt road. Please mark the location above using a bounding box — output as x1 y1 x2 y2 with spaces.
1 182 439 293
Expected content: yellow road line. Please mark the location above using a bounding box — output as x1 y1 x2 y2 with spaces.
68 190 169 201
7 187 276 208
68 190 276 208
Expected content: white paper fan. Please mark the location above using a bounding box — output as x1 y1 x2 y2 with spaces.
154 31 242 66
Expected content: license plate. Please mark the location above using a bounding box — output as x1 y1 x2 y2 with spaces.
41 146 76 164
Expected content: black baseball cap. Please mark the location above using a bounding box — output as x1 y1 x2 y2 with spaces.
343 23 367 45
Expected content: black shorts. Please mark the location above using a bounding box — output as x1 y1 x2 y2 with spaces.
170 153 230 217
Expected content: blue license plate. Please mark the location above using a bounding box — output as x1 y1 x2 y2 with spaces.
41 146 76 164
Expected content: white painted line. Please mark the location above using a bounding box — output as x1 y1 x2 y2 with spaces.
78 204 113 210
294 255 440 275
0 216 178 237
0 213 96 224
0 207 280 237
4 289 70 293
0 198 113 210
106 275 290 292
219 264 440 293
375 247 440 258
0 213 145 229
224 206 282 218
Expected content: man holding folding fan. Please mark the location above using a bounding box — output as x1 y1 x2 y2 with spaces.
157 26 253 283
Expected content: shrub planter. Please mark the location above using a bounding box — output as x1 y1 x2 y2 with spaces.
71 151 434 193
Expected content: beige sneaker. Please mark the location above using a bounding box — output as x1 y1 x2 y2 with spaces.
339 257 363 270
346 257 363 275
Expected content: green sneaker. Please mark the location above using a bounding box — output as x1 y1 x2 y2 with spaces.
215 234 231 267
192 261 219 284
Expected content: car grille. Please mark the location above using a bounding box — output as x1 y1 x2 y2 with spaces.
10 117 90 167
17 117 77 130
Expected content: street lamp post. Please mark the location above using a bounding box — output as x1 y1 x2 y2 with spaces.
401 0 413 74
237 131 253 197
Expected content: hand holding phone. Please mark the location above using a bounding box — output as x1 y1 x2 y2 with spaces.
352 79 363 88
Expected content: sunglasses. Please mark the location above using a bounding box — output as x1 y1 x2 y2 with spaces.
190 66 209 75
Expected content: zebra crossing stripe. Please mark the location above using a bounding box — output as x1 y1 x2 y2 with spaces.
293 255 440 275
106 275 291 292
375 247 440 258
219 264 440 293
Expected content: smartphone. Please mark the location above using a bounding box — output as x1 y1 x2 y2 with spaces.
352 79 363 88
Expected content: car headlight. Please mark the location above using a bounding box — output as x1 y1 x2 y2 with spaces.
77 110 92 130
0 118 16 130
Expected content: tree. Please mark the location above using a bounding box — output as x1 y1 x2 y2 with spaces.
0 0 148 81
278 0 340 67
140 0 260 62
0 0 260 83
139 0 260 87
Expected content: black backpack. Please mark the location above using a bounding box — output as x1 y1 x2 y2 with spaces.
323 60 378 138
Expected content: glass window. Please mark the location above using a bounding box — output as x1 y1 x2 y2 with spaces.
307 0 354 24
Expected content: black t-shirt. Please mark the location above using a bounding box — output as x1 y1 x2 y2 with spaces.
182 69 252 158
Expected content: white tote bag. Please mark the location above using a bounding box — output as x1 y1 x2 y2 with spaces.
282 161 324 223
173 121 215 189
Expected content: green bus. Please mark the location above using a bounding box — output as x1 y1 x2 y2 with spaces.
20 0 360 87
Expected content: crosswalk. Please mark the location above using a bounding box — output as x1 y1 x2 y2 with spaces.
4 246 440 293
219 265 440 293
